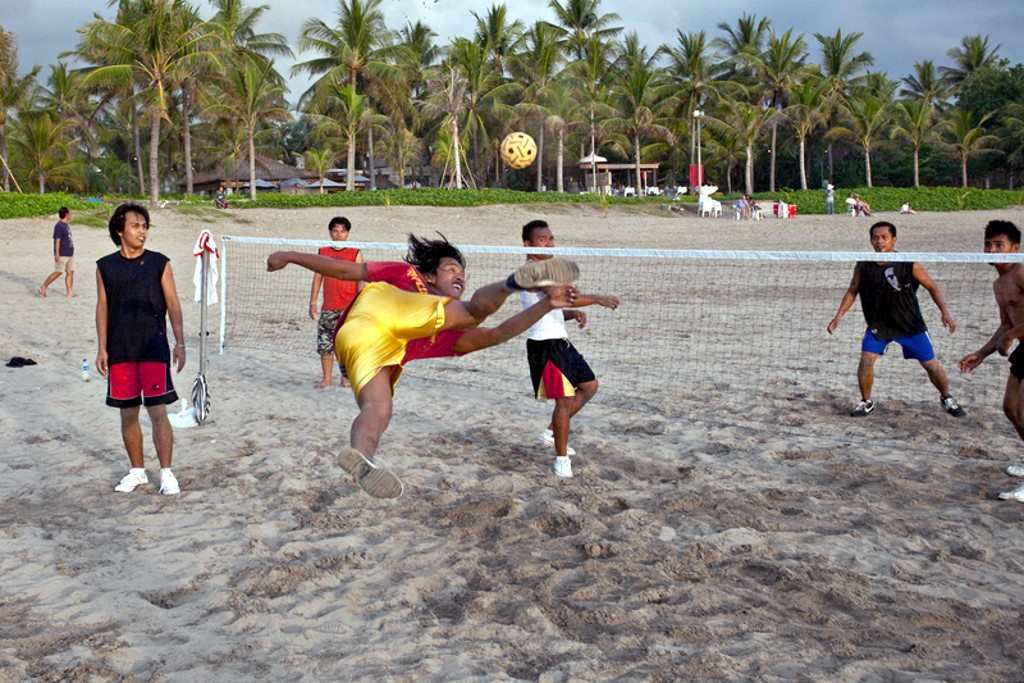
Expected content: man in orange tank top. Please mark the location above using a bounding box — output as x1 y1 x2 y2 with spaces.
309 217 362 388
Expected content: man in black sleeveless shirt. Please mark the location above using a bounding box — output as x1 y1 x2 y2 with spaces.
827 221 965 417
96 204 186 495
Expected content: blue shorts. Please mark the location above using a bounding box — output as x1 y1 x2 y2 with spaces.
861 329 935 362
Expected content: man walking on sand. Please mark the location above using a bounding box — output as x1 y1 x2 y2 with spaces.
827 220 966 418
38 207 75 297
96 203 187 496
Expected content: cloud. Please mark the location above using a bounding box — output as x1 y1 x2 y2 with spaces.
5 0 1022 101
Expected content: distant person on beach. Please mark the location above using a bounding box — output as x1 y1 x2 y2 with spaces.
267 236 580 497
900 203 916 215
309 216 361 388
214 185 228 209
958 221 1024 502
96 203 186 496
38 207 74 298
826 182 835 215
827 220 965 418
520 220 620 478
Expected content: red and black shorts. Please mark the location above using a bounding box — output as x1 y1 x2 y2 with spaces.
106 361 178 408
527 338 595 400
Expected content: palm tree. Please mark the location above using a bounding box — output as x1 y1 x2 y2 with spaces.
210 0 294 61
308 80 380 191
78 0 219 203
1004 104 1024 187
294 0 399 188
941 35 1002 88
662 30 729 182
510 21 561 191
753 29 808 191
814 29 873 178
941 108 1000 187
713 13 771 82
382 122 422 187
567 35 615 192
708 99 775 194
0 29 39 191
890 99 935 187
543 80 580 192
203 56 290 199
900 60 951 108
785 77 826 189
705 126 744 194
547 0 622 60
831 94 891 187
605 60 673 195
303 146 333 193
10 111 80 193
472 4 524 77
422 66 468 188
397 21 439 100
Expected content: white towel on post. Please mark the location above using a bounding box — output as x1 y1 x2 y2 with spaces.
192 230 220 304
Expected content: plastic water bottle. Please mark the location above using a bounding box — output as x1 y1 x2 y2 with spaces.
80 358 90 382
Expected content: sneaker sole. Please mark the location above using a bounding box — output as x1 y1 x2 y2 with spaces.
338 448 404 499
514 258 579 289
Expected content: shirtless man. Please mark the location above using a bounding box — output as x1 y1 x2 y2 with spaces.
958 220 1024 502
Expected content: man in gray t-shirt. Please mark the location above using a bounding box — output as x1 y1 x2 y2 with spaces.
38 207 75 297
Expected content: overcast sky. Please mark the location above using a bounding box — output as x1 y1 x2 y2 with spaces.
4 0 1022 105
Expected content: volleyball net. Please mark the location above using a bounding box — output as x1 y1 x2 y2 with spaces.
217 235 1020 412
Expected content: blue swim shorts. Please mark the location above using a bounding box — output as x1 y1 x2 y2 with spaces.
861 328 935 362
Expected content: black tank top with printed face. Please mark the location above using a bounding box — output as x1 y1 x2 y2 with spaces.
856 260 927 340
97 250 171 364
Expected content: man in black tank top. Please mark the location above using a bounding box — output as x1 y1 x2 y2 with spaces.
827 221 965 418
95 204 186 496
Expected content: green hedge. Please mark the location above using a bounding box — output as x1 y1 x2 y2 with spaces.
732 186 1024 214
0 192 94 219
232 188 676 209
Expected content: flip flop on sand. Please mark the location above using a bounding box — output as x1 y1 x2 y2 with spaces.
337 447 404 499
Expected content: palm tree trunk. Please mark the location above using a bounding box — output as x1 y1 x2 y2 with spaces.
827 141 834 180
726 162 733 194
368 127 376 190
913 147 920 188
131 111 145 195
557 129 564 193
346 131 356 192
536 123 545 192
452 118 462 189
799 134 808 190
961 154 968 188
182 80 194 194
149 106 160 204
865 147 872 188
634 132 642 196
248 127 257 201
590 108 596 193
0 125 8 192
38 171 45 194
745 144 754 195
769 119 778 192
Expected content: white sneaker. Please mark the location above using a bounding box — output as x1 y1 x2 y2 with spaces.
159 469 180 496
553 456 573 478
114 468 148 493
542 429 576 457
1006 463 1024 478
998 484 1024 502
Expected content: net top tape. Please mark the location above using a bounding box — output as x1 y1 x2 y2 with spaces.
221 235 1024 264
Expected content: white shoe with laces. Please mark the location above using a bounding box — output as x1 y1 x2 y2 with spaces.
159 469 180 496
998 484 1024 502
553 456 573 478
542 429 576 457
1006 463 1024 478
114 468 148 493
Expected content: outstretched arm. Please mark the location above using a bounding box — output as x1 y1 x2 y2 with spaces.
562 293 620 328
913 263 955 333
268 251 369 281
827 267 860 334
454 286 579 354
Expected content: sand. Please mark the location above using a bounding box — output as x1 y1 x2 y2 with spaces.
2 203 1024 682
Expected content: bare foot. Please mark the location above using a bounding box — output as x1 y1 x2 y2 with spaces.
314 378 331 389
66 292 75 298
339 377 351 387
37 287 46 298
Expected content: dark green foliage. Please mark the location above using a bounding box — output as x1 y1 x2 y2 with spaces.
0 193 93 219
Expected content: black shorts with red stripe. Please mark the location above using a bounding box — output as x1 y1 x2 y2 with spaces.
527 338 595 400
106 361 178 408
